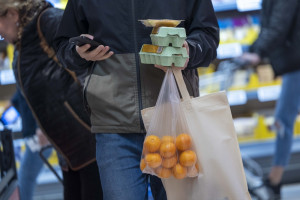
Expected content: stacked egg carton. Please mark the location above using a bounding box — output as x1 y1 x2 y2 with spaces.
139 25 188 68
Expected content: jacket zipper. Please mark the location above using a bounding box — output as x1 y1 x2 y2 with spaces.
131 0 145 132
83 62 96 115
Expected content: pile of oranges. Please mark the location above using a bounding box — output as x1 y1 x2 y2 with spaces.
140 133 200 179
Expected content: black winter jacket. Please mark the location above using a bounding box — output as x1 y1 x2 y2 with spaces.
14 4 96 170
55 0 219 133
11 88 37 138
251 0 300 76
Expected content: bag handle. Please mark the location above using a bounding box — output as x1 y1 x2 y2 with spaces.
171 66 191 101
37 9 61 65
36 10 79 83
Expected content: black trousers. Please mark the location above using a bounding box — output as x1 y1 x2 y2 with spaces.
63 161 103 200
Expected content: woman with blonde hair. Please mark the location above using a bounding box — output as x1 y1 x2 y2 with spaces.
0 0 103 199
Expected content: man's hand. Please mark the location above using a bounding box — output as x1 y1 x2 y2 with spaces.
154 41 190 72
75 34 114 61
240 52 261 66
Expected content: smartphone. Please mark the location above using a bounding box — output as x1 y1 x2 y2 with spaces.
69 36 101 51
0 106 20 125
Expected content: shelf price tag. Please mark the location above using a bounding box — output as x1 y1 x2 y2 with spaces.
0 69 16 85
236 0 262 12
227 90 247 106
257 86 281 102
217 43 243 59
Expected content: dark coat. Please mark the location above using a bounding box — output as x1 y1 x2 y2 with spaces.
13 4 96 170
11 88 37 138
251 0 300 76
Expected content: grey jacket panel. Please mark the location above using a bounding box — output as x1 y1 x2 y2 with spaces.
86 54 200 133
86 54 141 133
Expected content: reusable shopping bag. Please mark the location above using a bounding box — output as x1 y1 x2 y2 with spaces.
141 67 251 200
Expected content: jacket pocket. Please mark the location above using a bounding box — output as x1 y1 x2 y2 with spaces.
85 54 140 129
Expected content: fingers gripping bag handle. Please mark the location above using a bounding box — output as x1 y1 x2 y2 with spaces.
140 68 202 180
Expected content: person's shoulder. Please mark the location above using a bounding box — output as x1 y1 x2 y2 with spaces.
42 7 64 20
39 7 64 42
39 7 63 30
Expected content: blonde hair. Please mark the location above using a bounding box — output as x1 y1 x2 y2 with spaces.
0 0 46 42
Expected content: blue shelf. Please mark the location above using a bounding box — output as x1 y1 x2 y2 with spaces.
213 2 237 12
240 137 300 161
213 0 262 12
226 85 281 106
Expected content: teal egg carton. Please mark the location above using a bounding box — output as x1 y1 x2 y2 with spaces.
150 27 186 47
139 44 188 67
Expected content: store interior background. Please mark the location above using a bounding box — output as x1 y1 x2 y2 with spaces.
0 0 300 199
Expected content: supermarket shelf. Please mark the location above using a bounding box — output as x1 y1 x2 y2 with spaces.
240 137 300 184
0 83 16 101
199 85 281 117
230 95 276 118
213 0 262 12
0 69 16 85
213 2 237 12
227 85 281 106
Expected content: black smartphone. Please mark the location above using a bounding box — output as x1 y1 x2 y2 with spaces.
0 106 20 125
69 36 101 51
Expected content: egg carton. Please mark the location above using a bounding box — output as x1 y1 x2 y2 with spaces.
139 19 183 28
151 27 186 47
139 44 188 67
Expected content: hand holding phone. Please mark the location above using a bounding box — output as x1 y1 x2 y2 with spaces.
69 36 101 51
70 34 114 61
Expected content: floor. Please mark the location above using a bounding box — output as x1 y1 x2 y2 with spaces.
33 182 300 200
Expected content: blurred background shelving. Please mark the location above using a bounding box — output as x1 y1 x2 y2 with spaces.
1 0 300 199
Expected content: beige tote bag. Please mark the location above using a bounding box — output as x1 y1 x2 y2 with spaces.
141 67 251 200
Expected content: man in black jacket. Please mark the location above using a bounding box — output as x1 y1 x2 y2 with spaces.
55 0 219 199
241 0 300 198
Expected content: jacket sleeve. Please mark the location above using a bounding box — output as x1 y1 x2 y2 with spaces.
185 0 219 69
53 0 93 72
39 8 64 48
250 0 298 57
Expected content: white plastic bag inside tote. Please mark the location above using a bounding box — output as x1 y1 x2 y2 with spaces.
141 68 201 179
141 67 251 200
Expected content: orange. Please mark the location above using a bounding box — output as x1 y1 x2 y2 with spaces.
144 135 161 153
162 155 178 168
140 158 146 171
160 142 176 158
179 150 197 167
173 163 187 179
161 136 175 143
175 133 192 151
145 153 162 168
155 167 172 178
